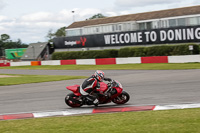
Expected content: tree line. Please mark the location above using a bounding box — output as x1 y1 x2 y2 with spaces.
0 34 28 57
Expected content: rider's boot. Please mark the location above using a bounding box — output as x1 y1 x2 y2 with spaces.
93 98 99 107
86 95 99 106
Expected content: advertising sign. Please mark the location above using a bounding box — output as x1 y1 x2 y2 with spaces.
5 48 27 59
53 26 200 49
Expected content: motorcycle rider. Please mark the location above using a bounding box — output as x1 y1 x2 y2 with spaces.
79 70 112 106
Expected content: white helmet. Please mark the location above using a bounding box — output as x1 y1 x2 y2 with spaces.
94 70 105 81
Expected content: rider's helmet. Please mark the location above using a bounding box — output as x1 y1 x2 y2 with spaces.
94 70 105 82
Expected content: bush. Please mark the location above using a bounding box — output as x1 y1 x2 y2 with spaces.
52 49 118 60
171 44 199 55
52 43 200 60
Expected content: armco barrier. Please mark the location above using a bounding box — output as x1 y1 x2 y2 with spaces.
61 60 76 65
141 56 168 63
31 61 41 66
96 58 116 65
1 55 200 67
0 63 10 67
168 55 200 63
116 57 141 64
76 59 96 65
10 62 31 66
41 60 61 66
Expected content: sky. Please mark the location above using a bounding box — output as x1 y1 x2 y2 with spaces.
0 0 200 44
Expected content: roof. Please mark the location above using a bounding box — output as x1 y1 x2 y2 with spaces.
21 42 48 60
67 5 200 29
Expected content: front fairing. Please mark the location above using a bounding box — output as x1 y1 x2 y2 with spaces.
110 80 123 99
98 80 123 103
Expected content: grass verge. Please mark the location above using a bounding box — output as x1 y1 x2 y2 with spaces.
1 63 200 70
0 74 86 86
0 108 200 133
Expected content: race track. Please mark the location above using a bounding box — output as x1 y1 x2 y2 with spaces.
0 69 200 114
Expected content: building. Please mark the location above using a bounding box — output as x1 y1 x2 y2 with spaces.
21 42 54 61
53 5 200 52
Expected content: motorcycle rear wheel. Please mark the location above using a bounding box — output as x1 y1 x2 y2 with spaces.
65 93 83 107
112 91 130 104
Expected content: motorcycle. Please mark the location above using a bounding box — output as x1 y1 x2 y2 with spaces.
65 80 130 107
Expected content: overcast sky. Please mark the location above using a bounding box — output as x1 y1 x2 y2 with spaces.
0 0 200 44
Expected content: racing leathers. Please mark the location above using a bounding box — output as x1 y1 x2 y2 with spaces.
79 75 112 106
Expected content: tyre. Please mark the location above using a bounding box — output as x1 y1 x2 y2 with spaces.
65 93 83 107
112 91 130 104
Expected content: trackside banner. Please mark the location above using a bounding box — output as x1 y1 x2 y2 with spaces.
53 26 200 49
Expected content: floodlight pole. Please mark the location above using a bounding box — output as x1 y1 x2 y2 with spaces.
72 11 75 22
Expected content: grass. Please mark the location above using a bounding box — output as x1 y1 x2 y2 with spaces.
0 74 86 86
1 63 200 70
0 108 200 133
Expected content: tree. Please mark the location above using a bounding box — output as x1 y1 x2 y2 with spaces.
88 13 106 20
1 34 10 42
46 27 66 42
46 29 55 42
54 27 66 37
0 34 28 57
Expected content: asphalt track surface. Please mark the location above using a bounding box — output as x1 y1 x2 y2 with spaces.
0 69 200 114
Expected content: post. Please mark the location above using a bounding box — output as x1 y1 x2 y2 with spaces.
189 45 193 55
72 11 75 22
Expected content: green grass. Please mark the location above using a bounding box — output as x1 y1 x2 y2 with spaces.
0 74 86 86
1 63 200 70
0 108 200 133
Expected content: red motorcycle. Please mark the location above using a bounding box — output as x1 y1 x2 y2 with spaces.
65 80 130 107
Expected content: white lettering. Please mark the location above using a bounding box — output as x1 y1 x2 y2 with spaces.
175 29 182 40
195 28 200 39
124 33 130 43
160 30 167 41
65 41 77 46
111 35 115 44
187 28 194 40
104 27 200 45
168 30 174 41
130 33 137 42
119 34 124 43
138 32 143 42
115 34 120 44
145 32 150 42
150 31 157 42
183 29 186 40
104 35 111 44
119 34 124 44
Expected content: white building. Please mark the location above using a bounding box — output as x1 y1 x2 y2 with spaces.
53 5 200 51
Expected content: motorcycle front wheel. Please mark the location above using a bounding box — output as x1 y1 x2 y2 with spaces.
65 93 83 107
112 91 130 104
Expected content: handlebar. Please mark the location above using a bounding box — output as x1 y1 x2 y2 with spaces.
107 79 123 89
107 80 116 87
